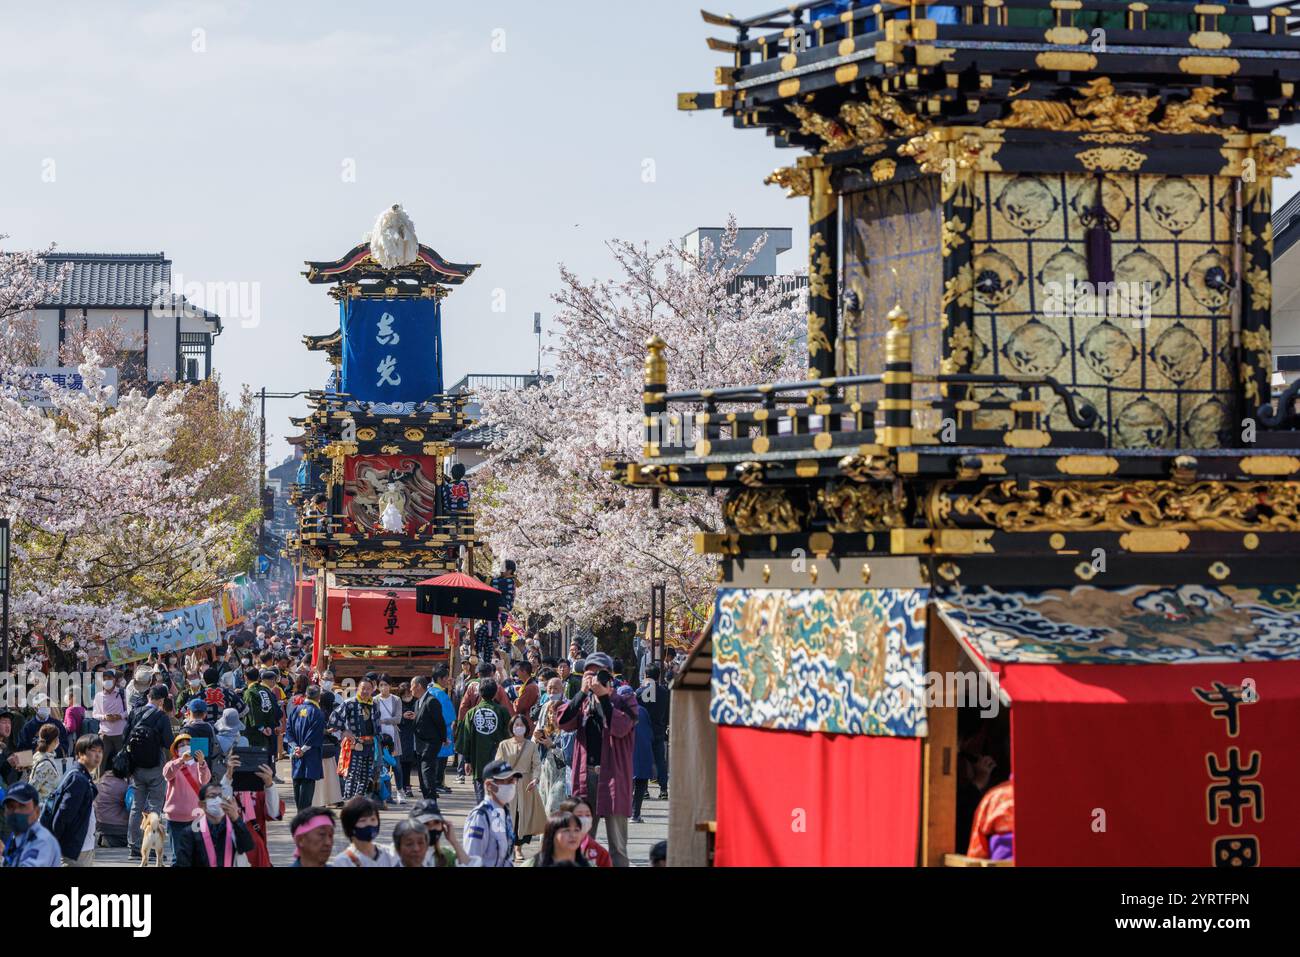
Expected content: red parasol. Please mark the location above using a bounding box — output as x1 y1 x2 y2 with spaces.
415 572 501 620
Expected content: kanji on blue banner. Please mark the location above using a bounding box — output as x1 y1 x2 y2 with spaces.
341 297 443 403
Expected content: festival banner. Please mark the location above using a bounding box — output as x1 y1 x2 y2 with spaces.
105 599 220 664
341 297 443 403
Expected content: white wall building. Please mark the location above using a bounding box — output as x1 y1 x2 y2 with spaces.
23 252 222 388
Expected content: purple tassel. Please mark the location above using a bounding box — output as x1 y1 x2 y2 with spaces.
1084 174 1116 285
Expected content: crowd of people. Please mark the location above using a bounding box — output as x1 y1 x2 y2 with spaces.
1 600 680 868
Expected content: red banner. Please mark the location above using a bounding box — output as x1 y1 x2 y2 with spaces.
1004 662 1300 866
324 588 453 648
342 454 441 535
714 725 921 866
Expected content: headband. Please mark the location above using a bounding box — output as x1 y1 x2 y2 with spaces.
292 815 334 839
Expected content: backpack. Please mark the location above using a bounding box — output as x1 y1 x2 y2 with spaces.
124 711 163 769
39 766 78 832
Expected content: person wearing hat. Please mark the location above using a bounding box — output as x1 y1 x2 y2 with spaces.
555 651 638 867
462 758 522 867
162 732 211 856
2 783 62 867
91 669 129 777
182 698 219 764
127 665 156 710
18 693 70 758
404 799 468 867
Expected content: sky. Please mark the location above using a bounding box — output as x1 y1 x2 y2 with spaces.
0 0 805 461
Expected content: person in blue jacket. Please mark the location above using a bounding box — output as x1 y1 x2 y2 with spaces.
285 685 326 812
431 665 457 795
18 695 70 758
43 734 103 865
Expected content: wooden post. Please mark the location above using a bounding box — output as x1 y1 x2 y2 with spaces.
808 165 838 379
921 605 959 866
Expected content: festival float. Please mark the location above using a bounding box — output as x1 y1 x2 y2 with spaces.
288 205 480 680
609 2 1300 866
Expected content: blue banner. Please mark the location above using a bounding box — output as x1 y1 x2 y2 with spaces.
341 297 443 403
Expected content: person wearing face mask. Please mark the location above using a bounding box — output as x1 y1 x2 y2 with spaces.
162 733 211 858
494 714 547 859
171 782 255 868
455 679 511 804
555 652 638 867
331 796 397 867
18 693 71 758
461 759 523 867
91 669 128 777
2 783 62 867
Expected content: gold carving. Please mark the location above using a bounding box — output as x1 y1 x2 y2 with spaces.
838 453 890 482
1208 560 1231 580
356 427 377 442
1077 147 1146 171
1049 532 1067 549
764 166 812 197
991 82 1233 135
932 479 1300 533
818 482 905 532
1254 136 1300 178
871 158 897 182
723 487 807 534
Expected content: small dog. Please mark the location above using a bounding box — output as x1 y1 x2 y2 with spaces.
139 812 166 867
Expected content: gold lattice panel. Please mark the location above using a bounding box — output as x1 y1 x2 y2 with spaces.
967 172 1236 448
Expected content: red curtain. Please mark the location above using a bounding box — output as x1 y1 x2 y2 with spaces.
715 725 921 866
1003 662 1300 866
324 589 452 649
294 580 315 623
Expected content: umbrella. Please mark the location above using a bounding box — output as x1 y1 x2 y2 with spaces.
415 572 501 620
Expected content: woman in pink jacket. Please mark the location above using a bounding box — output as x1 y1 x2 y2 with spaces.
162 733 211 857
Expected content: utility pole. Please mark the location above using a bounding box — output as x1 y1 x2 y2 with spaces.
259 386 267 565
534 311 542 377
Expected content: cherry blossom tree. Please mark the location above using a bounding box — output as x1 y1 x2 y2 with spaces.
476 220 804 630
0 239 252 664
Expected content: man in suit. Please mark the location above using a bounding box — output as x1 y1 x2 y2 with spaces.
286 685 326 811
411 675 447 800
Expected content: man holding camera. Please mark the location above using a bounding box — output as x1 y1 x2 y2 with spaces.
555 651 637 867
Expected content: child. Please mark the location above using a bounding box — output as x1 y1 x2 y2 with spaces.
377 734 402 806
